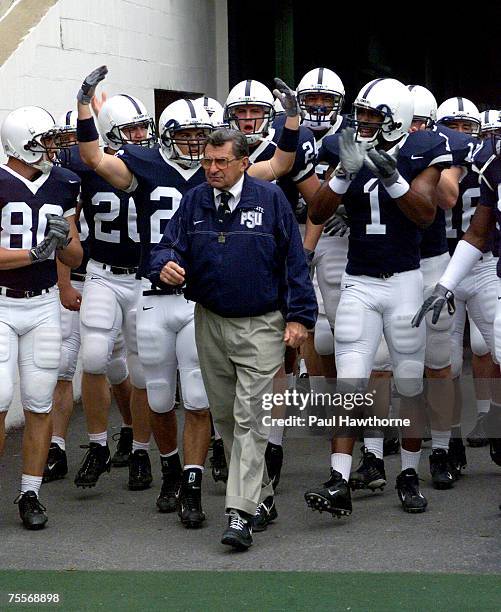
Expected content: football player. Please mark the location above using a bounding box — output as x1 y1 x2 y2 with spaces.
0 106 82 529
64 92 155 493
74 66 301 528
306 78 452 517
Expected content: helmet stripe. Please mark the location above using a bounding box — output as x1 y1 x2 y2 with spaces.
185 99 197 118
317 67 324 85
65 110 72 126
245 80 252 97
484 110 489 122
457 97 464 112
362 78 385 99
204 95 209 107
120 93 142 114
407 85 416 91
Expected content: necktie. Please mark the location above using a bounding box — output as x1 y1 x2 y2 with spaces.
217 191 231 223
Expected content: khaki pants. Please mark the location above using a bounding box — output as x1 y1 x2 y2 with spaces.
195 304 285 516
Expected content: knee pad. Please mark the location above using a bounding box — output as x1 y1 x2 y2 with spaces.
336 353 370 386
373 336 392 372
106 335 129 385
180 367 208 410
33 327 61 370
393 360 423 397
81 332 111 375
389 313 423 354
127 352 145 389
425 325 452 369
21 370 57 413
58 342 79 381
334 301 364 343
493 315 501 364
314 316 334 356
470 319 489 356
146 379 176 414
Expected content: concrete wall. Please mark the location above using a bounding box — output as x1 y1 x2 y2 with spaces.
2 0 228 429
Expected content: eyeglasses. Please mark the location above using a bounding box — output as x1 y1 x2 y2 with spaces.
201 156 243 169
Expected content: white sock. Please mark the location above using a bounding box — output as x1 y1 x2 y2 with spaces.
213 424 222 441
21 474 42 495
400 448 421 472
132 439 150 453
364 438 384 459
51 435 65 451
330 453 352 481
286 373 295 390
268 423 285 446
299 359 307 377
431 429 451 451
184 464 204 472
160 448 179 458
89 431 107 446
121 422 132 429
477 399 490 415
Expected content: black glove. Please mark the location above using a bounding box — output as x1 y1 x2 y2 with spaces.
324 213 349 237
411 283 455 327
29 234 59 263
46 214 71 249
364 148 400 187
304 248 315 279
273 78 300 117
338 127 370 178
78 65 108 104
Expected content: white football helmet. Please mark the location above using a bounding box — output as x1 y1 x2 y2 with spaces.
55 110 78 147
1 106 57 172
224 80 275 144
480 109 501 137
210 106 230 129
97 94 156 150
407 85 437 127
273 97 285 116
195 96 224 119
351 78 414 144
296 67 345 131
159 98 213 168
436 97 481 135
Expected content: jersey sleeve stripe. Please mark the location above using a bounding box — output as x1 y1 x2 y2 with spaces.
428 153 453 167
63 207 76 218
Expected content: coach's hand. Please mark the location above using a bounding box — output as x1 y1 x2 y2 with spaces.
78 65 108 105
411 283 455 327
284 322 308 349
160 261 185 285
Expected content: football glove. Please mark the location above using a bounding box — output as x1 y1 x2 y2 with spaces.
338 127 370 178
78 65 108 105
323 213 349 237
364 148 400 187
411 283 455 327
46 214 71 249
273 78 300 117
29 233 59 263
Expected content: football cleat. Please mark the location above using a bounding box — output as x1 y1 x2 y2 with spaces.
43 443 68 483
177 469 206 528
156 459 181 513
383 436 400 456
265 442 284 490
466 416 488 448
111 427 133 467
221 510 253 550
251 496 278 532
448 437 467 477
74 443 111 488
14 491 48 530
429 448 455 490
304 469 352 517
349 446 386 491
489 438 501 467
483 407 501 465
128 449 153 491
395 468 427 513
210 438 228 483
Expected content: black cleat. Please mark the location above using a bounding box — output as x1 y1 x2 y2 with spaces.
43 443 68 483
429 448 455 490
74 443 111 488
304 469 352 517
221 511 253 550
265 442 283 490
111 427 133 467
210 439 228 483
383 437 400 456
157 459 181 513
483 408 501 465
14 491 48 530
349 447 386 491
396 468 427 513
489 438 501 467
448 437 467 477
251 496 278 532
128 449 153 491
466 416 488 448
177 469 206 528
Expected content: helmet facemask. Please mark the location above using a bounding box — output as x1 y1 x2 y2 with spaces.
106 118 157 149
161 122 212 169
438 117 481 137
224 103 274 145
24 128 62 173
298 91 344 131
349 103 391 144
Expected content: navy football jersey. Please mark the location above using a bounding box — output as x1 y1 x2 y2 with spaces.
117 145 206 278
249 116 317 211
319 130 452 276
61 146 140 267
314 115 350 181
0 164 79 291
421 127 481 258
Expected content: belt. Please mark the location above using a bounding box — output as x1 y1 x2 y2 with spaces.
142 287 185 296
70 272 86 282
101 263 138 275
364 272 394 279
0 287 51 299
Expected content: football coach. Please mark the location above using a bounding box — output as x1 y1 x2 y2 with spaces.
148 128 317 550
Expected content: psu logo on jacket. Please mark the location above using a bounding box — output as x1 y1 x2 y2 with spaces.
240 209 263 229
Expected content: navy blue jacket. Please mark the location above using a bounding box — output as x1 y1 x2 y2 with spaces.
149 173 318 328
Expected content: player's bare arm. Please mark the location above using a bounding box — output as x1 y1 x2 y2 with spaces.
459 203 493 252
56 215 82 268
433 166 463 210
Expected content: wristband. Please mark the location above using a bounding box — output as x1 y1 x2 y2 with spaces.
439 239 483 291
277 126 299 153
76 117 99 142
328 175 351 195
383 177 410 199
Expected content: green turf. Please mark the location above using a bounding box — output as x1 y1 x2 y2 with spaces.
0 570 499 611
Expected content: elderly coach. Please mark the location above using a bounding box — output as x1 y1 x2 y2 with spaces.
149 128 317 550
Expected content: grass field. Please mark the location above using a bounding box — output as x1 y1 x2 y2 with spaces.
0 570 500 611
